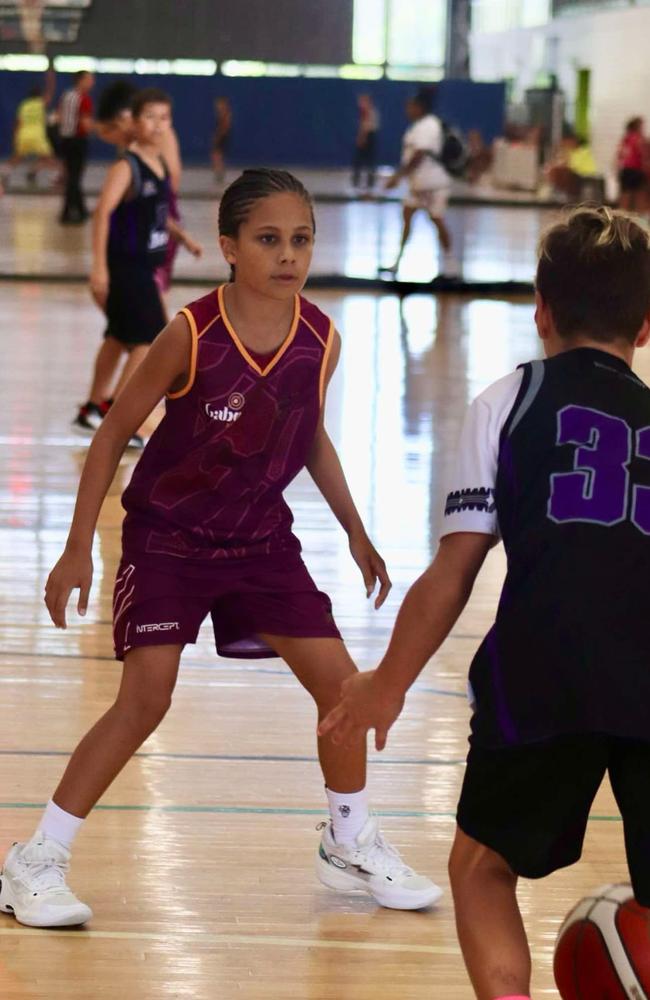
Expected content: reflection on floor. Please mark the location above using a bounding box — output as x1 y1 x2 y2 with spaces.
0 283 641 997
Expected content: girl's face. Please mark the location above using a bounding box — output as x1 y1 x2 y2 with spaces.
133 102 172 147
220 192 315 299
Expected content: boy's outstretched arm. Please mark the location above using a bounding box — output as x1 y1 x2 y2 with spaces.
306 330 391 608
318 532 493 749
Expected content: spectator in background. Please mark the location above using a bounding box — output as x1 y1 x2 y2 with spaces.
464 129 492 185
58 70 94 225
1 70 58 188
211 96 232 186
352 93 380 192
617 116 647 212
544 128 599 200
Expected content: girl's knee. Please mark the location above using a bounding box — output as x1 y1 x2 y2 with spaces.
117 688 173 736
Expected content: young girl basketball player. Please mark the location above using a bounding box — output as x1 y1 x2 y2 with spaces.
0 168 441 928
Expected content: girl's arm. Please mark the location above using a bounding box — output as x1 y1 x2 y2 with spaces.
306 330 391 609
319 531 494 749
89 159 132 309
160 126 182 193
167 216 202 257
44 314 192 629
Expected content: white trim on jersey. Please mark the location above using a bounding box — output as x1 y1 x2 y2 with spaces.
441 369 524 539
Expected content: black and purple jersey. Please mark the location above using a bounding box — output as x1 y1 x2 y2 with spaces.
121 285 335 569
108 151 170 269
469 347 650 748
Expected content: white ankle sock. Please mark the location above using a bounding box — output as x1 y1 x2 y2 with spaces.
39 799 84 849
326 787 369 845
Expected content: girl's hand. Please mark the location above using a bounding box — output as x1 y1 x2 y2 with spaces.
44 546 93 629
184 236 203 258
349 530 391 609
89 267 109 310
317 670 404 751
384 173 400 190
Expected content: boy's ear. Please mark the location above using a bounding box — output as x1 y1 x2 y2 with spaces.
534 290 549 341
635 311 650 349
219 234 236 266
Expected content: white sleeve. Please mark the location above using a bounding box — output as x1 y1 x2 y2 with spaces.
441 369 524 538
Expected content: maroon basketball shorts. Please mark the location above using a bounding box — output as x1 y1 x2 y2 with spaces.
112 554 341 661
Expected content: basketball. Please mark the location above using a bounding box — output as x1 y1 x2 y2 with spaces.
554 884 650 999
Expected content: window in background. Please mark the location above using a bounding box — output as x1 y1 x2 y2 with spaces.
353 0 446 71
472 0 551 32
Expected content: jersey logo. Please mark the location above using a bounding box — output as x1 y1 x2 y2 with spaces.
445 487 496 515
142 179 158 197
204 392 246 424
135 622 180 633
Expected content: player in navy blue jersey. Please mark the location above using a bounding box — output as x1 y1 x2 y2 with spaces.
73 88 200 446
320 205 650 1000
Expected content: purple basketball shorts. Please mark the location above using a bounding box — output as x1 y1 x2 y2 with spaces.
112 554 341 661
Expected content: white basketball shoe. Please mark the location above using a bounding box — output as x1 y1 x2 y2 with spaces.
0 831 92 927
316 816 443 910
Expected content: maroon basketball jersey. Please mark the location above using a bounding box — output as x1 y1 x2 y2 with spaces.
121 285 335 567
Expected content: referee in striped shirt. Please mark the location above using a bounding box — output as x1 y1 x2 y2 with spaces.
58 70 94 224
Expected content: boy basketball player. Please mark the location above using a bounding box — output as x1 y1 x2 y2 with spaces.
74 87 196 444
320 206 650 999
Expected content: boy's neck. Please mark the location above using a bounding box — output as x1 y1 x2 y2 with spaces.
548 334 634 368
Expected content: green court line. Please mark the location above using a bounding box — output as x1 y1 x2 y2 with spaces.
0 802 623 820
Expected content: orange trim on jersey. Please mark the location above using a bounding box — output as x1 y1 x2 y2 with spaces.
318 320 335 408
302 314 328 349
167 309 221 399
218 284 300 377
167 308 198 399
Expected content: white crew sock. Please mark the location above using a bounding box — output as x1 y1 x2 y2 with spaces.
326 786 369 845
38 799 84 849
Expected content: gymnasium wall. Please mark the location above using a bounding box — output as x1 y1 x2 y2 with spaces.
0 74 505 167
470 5 650 178
0 0 354 63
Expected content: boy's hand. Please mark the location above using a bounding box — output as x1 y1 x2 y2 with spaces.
44 547 93 629
349 530 391 608
318 671 404 751
184 236 203 258
89 267 109 310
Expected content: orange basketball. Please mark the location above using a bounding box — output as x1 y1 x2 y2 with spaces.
554 884 650 999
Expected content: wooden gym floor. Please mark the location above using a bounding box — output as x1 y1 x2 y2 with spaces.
0 276 643 998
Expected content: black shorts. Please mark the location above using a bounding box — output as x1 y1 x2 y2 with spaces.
105 260 167 347
457 734 650 906
619 167 647 192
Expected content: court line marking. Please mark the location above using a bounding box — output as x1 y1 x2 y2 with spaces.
0 750 468 766
0 650 467 698
0 803 623 821
0 926 553 960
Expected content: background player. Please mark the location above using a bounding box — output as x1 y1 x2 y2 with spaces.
74 87 199 444
0 168 441 930
381 88 457 279
320 205 650 999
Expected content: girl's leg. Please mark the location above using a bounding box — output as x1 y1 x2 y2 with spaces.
53 644 182 817
390 205 417 271
88 335 124 405
430 213 452 253
257 634 365 793
260 633 443 910
449 826 531 1000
